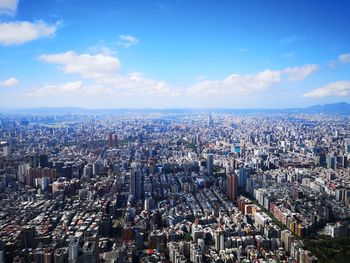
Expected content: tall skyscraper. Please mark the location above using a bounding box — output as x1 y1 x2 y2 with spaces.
227 173 238 202
196 132 201 146
207 153 214 176
208 113 214 127
108 132 113 147
238 167 249 190
131 169 144 201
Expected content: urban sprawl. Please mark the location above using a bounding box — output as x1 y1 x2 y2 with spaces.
0 112 349 263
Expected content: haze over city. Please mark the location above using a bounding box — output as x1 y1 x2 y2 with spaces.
0 0 350 109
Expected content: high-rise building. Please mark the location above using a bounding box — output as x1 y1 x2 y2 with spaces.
233 173 238 201
39 154 49 167
114 134 118 146
54 248 68 263
20 226 34 249
208 113 214 127
82 241 98 263
326 155 337 170
238 167 249 190
44 250 53 263
345 138 350 153
214 229 224 252
68 237 80 263
0 240 4 263
108 132 113 147
29 152 39 168
92 161 102 176
83 164 93 178
317 153 327 167
34 249 45 263
0 142 9 157
227 173 238 202
227 174 232 200
207 153 214 176
196 133 201 146
131 169 143 201
281 230 294 253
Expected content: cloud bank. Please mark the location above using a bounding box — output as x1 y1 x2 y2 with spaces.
303 81 350 98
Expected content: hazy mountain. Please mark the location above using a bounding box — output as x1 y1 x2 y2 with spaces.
302 102 350 114
1 102 350 115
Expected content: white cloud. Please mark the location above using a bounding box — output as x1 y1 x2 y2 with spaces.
282 64 318 81
0 77 18 87
40 51 121 80
303 81 350 98
338 53 350 64
24 81 113 97
23 77 177 98
38 51 319 100
0 0 18 16
117 34 139 48
188 69 281 96
39 51 177 97
110 72 179 96
0 21 57 45
87 43 116 56
187 64 318 96
326 53 350 68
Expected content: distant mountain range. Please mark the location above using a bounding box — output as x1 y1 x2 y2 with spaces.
1 102 350 115
301 102 350 114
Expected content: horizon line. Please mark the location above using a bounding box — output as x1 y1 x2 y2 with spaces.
0 101 349 112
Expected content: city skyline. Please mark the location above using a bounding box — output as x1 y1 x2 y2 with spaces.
1 2 350 261
1 0 350 109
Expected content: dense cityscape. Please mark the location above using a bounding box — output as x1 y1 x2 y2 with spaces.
0 110 350 262
1 0 350 262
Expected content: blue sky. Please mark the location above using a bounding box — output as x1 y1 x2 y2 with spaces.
0 0 350 108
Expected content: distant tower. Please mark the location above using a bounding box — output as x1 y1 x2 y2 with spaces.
196 132 201 145
196 132 201 154
131 169 143 201
208 113 214 127
207 153 214 176
114 134 118 147
232 173 238 201
108 132 113 147
227 174 232 200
